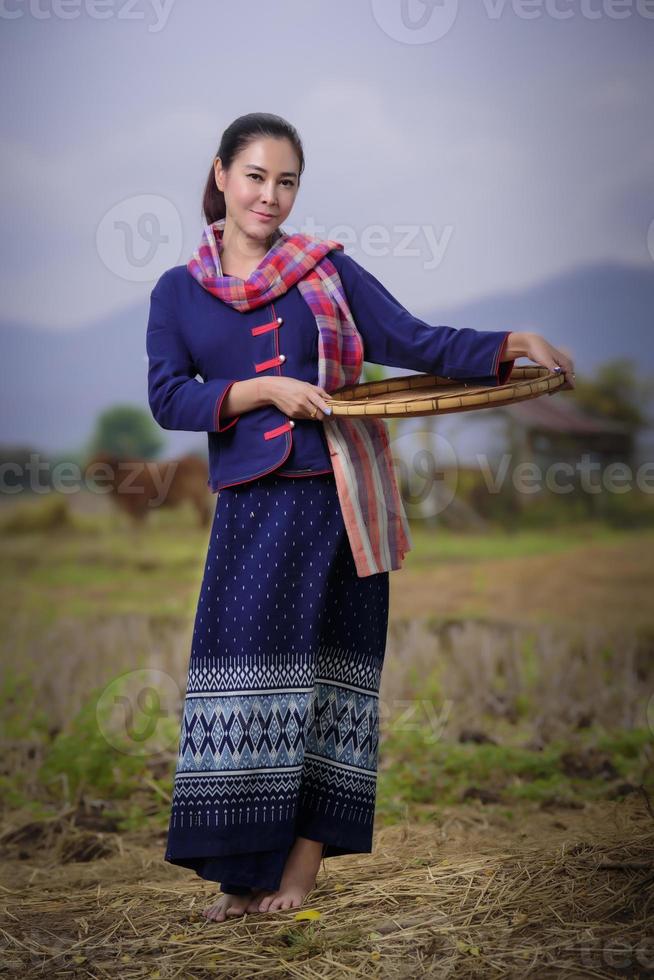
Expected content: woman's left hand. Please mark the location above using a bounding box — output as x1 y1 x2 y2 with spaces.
505 331 576 391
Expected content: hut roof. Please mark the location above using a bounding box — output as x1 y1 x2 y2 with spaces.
498 396 630 435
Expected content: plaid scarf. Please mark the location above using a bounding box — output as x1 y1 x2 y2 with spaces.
187 218 412 577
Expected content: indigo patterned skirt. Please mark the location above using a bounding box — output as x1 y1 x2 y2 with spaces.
164 470 390 895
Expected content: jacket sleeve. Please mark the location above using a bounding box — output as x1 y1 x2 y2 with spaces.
334 253 515 385
146 273 241 432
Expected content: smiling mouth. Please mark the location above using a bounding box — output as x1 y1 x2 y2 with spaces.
252 210 276 218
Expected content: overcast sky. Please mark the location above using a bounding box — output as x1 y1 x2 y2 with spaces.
1 0 653 330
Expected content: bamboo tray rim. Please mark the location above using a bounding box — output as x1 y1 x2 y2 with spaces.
324 366 565 418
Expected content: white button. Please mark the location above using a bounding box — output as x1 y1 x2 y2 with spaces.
277 316 283 324
289 419 295 428
279 353 286 362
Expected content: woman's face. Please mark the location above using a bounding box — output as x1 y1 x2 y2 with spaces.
214 136 300 250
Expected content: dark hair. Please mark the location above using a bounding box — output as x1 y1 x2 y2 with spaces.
202 112 305 225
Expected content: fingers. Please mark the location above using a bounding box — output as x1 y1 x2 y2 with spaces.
530 336 575 390
305 398 332 420
306 385 333 420
552 362 575 390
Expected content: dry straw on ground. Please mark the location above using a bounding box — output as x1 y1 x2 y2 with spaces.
1 793 652 978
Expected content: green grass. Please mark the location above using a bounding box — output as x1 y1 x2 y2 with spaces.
2 658 651 833
2 513 649 631
2 503 653 833
374 726 653 824
0 510 209 626
404 522 646 565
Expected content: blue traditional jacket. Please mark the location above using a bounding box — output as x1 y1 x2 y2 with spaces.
146 250 514 491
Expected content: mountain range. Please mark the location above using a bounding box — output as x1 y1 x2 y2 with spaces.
1 260 652 460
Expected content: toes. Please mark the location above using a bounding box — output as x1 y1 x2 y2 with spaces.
247 889 265 910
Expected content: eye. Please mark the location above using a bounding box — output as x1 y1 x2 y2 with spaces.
247 173 295 188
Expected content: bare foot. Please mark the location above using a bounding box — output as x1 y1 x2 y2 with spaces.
245 888 276 913
258 837 324 912
203 891 253 922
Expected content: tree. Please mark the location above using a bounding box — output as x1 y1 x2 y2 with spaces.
573 358 654 433
85 405 165 461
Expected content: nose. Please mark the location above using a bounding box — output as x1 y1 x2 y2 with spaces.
260 181 278 206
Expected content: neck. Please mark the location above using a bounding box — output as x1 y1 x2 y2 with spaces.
220 214 274 267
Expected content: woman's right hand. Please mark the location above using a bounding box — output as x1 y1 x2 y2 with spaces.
263 377 334 421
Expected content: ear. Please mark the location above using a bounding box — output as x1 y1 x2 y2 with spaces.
214 157 224 193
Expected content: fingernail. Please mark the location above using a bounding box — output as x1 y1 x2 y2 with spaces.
325 407 332 414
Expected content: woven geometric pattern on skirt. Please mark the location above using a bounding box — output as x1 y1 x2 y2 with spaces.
164 470 390 894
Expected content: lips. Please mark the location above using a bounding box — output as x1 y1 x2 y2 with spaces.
251 210 275 219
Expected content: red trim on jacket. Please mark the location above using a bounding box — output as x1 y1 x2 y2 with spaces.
210 432 293 491
251 316 283 336
254 354 285 372
264 420 294 440
213 380 240 432
494 332 515 385
277 467 334 478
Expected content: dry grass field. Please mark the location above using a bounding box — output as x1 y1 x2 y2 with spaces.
0 492 652 978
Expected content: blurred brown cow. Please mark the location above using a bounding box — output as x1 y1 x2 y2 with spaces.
84 452 212 527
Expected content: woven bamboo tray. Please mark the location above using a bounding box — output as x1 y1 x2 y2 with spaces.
325 366 565 418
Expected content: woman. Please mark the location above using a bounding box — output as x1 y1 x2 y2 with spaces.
146 112 575 923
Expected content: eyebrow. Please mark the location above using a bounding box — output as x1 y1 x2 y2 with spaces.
243 164 298 178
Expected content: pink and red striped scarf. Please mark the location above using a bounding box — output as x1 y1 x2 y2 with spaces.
187 219 412 577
